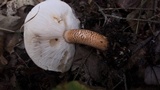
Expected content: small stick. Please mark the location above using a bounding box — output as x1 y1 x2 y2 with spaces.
0 27 15 33
105 14 160 23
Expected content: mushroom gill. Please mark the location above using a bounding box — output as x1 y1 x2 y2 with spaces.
24 0 108 72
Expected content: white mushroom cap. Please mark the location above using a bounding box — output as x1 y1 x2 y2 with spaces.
24 0 108 73
24 0 80 72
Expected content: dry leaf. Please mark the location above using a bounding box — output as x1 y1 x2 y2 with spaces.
72 46 106 82
126 0 155 32
34 0 44 3
72 46 90 71
17 5 34 18
6 33 20 53
0 31 7 66
126 10 146 32
10 74 17 87
130 85 160 90
0 14 21 30
129 48 146 67
0 55 8 65
0 32 4 55
6 0 35 16
116 0 141 9
53 81 93 90
0 14 23 53
0 0 5 4
154 33 160 63
144 65 160 85
0 55 8 73
88 0 92 4
0 0 7 7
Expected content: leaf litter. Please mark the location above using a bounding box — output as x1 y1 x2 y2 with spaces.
0 0 160 90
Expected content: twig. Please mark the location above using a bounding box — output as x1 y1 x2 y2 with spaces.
102 7 156 11
135 0 145 34
149 13 160 20
94 1 160 24
112 78 123 90
19 5 40 32
150 66 160 85
94 2 108 26
112 72 128 90
144 0 158 36
73 49 93 80
154 0 158 15
123 73 128 90
105 14 160 23
15 52 29 68
0 27 15 33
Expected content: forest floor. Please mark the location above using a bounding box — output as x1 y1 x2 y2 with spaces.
0 0 160 90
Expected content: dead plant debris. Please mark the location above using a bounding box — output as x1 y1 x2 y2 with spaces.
0 0 160 90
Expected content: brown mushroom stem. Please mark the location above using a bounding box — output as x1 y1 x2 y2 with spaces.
63 29 108 51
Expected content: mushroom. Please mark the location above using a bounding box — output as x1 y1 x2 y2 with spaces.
24 0 108 72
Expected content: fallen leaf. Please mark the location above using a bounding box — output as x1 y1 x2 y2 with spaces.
0 31 7 69
0 0 5 4
144 65 160 85
154 32 160 63
0 13 23 54
0 14 21 31
10 74 16 87
72 46 107 83
34 0 44 3
126 10 146 32
17 5 34 19
0 55 8 66
0 82 14 90
116 0 141 9
0 31 4 55
88 0 92 4
0 0 7 8
53 81 92 90
6 0 35 16
126 0 155 32
5 33 20 54
130 85 160 90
